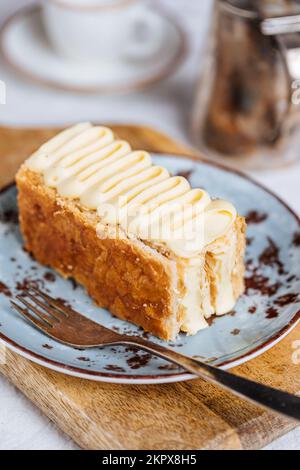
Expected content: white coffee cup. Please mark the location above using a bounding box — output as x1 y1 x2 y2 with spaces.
42 0 167 64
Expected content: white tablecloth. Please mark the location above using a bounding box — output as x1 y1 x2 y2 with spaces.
0 0 299 450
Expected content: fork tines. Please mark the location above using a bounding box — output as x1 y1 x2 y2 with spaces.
11 287 70 330
10 286 122 347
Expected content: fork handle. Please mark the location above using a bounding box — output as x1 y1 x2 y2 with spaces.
122 338 300 421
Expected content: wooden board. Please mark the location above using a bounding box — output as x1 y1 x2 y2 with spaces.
0 124 299 450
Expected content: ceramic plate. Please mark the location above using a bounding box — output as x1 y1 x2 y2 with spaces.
0 154 299 384
0 5 187 93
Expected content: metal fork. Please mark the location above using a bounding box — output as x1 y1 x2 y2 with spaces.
11 287 300 421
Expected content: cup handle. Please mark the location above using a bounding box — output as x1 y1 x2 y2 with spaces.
122 8 165 62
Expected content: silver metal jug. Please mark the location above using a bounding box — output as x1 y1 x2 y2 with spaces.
192 0 300 170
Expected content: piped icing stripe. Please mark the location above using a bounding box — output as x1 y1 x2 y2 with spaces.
26 123 237 258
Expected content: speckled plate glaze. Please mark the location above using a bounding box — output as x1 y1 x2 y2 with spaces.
0 154 299 384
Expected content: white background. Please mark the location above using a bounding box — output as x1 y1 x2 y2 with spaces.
0 0 299 450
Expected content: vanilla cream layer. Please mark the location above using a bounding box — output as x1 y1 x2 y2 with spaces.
27 123 237 259
180 226 238 335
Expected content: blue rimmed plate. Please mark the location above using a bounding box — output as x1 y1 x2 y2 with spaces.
0 153 299 384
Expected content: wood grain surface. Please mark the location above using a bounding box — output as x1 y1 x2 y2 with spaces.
0 124 299 450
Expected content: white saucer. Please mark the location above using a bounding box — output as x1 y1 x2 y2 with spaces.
0 5 187 93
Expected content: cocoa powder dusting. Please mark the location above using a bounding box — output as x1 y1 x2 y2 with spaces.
292 231 300 247
0 281 12 298
246 211 268 225
266 306 279 319
247 237 254 246
125 347 152 370
231 328 240 336
0 208 19 225
158 363 179 371
248 305 257 314
245 267 281 297
274 293 299 307
44 272 56 283
175 169 194 182
259 237 285 275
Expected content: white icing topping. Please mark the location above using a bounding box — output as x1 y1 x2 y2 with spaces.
26 123 237 259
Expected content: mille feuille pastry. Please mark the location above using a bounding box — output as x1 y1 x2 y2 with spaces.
16 123 246 340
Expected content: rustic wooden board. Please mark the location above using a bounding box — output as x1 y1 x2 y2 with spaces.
0 124 299 450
